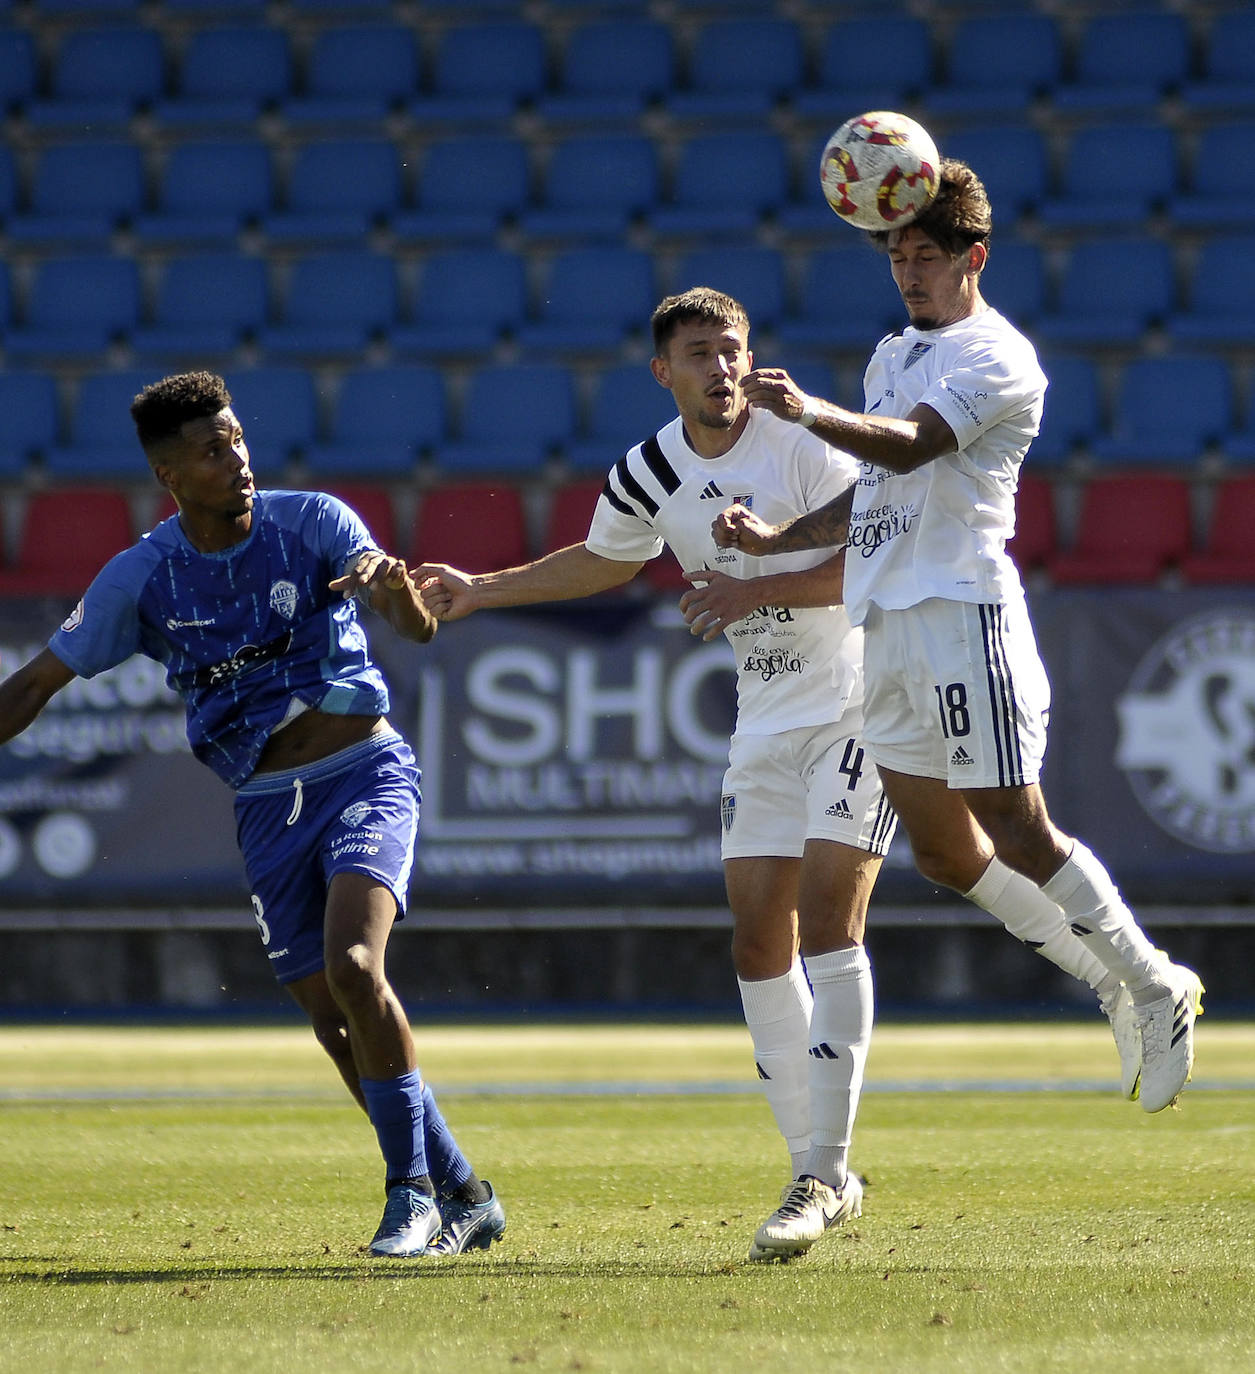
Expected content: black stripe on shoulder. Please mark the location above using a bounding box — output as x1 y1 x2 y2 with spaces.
638 434 682 497
600 476 635 518
612 453 659 518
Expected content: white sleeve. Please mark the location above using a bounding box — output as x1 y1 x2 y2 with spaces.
584 491 665 563
918 341 1044 451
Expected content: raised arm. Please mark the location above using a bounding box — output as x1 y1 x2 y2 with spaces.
330 550 438 644
416 544 643 622
679 550 846 642
741 368 958 475
0 647 76 745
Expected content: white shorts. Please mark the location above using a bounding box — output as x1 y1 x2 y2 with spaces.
862 597 1051 789
720 717 897 860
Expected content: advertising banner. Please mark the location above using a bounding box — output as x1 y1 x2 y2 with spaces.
2 587 1254 913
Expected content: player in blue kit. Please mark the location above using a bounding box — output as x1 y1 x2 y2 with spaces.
0 371 504 1259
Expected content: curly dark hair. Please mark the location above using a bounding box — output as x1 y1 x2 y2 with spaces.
651 287 749 355
868 158 992 259
131 371 233 451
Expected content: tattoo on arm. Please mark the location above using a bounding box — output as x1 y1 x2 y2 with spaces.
769 489 852 554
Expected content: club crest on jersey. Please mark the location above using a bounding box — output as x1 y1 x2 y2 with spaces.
340 801 373 828
720 793 736 832
733 493 753 509
269 580 298 620
903 342 933 370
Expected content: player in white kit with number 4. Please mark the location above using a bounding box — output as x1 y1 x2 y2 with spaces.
418 288 893 1263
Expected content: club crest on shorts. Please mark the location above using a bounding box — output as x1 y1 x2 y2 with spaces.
269 579 298 620
1115 609 1255 853
340 800 373 829
720 793 736 832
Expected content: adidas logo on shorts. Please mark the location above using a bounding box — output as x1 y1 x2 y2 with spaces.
825 799 854 819
951 745 975 766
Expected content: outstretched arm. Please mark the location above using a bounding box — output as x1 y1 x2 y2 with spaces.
711 488 854 558
330 550 438 644
416 544 642 622
0 647 76 745
679 551 846 641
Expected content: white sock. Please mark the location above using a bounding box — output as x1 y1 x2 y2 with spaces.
738 961 813 1176
965 857 1120 1004
801 945 873 1191
1041 841 1169 1004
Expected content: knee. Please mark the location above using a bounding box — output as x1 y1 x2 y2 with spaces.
911 841 988 894
309 1011 352 1064
324 942 384 1010
730 925 793 981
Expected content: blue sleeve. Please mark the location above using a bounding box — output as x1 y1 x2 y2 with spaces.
46 547 150 679
310 492 380 579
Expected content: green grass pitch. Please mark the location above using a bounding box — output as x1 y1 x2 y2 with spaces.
1 1022 1253 1373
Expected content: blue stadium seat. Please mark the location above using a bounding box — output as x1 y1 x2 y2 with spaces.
223 367 319 469
0 29 37 113
943 126 1049 222
1182 9 1255 112
1169 235 1255 347
283 24 419 125
519 134 660 241
7 141 145 248
393 136 531 244
131 253 269 361
1091 356 1234 466
259 251 399 360
0 371 59 479
674 247 787 333
1037 124 1179 229
981 240 1047 329
925 13 1062 114
29 0 141 12
1053 11 1190 114
776 245 903 352
1034 238 1175 349
649 131 788 239
436 364 576 473
162 0 267 13
44 368 154 478
0 145 14 226
1169 124 1255 229
1031 354 1102 467
304 366 447 478
410 22 546 127
392 247 527 359
794 16 932 123
24 26 164 130
537 19 675 124
265 140 402 244
6 256 141 363
666 17 802 121
134 140 274 246
155 26 292 129
566 362 678 471
516 246 655 356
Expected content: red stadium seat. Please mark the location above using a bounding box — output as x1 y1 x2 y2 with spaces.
542 478 603 555
1006 473 1058 574
1180 475 1255 584
0 487 134 596
1048 474 1191 585
409 481 528 573
325 482 399 554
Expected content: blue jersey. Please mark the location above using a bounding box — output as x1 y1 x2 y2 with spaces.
48 490 391 788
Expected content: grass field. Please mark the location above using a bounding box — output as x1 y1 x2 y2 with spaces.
2 1020 1253 1373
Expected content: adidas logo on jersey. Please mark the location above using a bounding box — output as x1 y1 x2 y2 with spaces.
698 481 725 500
824 799 854 819
951 745 975 766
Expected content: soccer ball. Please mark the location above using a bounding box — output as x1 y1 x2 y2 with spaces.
819 111 941 232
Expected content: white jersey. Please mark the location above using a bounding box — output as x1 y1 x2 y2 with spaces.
586 408 863 736
843 307 1047 625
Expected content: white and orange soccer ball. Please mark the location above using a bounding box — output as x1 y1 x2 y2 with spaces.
819 111 941 232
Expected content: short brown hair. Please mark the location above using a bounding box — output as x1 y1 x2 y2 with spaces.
131 371 233 452
869 158 992 259
651 287 749 355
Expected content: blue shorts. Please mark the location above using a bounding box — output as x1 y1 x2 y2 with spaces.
234 729 420 985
